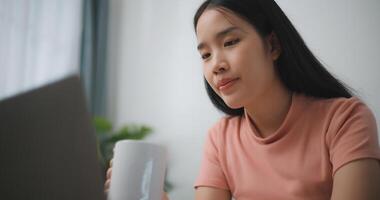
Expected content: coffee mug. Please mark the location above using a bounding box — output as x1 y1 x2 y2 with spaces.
107 140 167 200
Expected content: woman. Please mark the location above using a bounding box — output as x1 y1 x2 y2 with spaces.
106 0 380 199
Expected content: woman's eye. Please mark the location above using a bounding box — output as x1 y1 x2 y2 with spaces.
224 39 240 47
201 53 211 60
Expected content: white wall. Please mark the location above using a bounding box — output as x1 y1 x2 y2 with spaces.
106 0 380 199
106 1 218 199
0 0 82 100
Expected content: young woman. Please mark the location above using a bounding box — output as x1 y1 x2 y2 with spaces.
106 0 380 199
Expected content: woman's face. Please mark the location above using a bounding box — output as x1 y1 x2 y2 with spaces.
196 8 281 109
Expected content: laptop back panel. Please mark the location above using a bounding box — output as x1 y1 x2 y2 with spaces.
0 76 106 200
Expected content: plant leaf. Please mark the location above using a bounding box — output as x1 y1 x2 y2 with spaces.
93 116 112 134
108 125 153 142
108 127 132 143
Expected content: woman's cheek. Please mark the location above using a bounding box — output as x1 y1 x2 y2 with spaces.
230 47 247 66
203 66 213 83
204 75 221 96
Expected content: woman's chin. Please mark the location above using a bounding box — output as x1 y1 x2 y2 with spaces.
224 100 243 110
220 94 245 109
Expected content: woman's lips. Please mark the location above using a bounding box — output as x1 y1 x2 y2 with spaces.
217 78 239 91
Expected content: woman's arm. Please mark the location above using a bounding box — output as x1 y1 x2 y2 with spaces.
331 158 380 200
195 186 232 200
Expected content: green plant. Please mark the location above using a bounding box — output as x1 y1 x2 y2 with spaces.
93 116 173 192
94 116 152 166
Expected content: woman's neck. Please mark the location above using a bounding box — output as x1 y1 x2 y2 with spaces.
245 86 292 138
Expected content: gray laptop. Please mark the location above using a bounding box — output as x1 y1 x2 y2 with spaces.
0 75 106 200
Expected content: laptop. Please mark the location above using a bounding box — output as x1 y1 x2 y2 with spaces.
0 75 106 200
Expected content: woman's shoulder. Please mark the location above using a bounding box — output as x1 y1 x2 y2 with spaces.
207 115 243 137
301 94 376 130
211 115 243 130
301 94 371 115
204 115 244 149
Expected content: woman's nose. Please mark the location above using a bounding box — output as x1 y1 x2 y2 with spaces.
212 52 229 74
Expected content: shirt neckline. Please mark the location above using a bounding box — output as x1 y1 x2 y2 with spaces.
244 92 301 144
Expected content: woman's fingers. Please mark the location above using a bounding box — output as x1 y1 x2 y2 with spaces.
162 192 169 200
104 159 113 192
106 167 112 179
104 179 111 192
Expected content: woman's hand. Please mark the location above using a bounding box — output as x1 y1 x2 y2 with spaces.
104 159 113 192
104 159 169 200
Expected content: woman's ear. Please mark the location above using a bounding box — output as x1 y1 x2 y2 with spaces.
267 32 282 61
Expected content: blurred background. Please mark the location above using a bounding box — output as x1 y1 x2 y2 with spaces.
1 0 379 199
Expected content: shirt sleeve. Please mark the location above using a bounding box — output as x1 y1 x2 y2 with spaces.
327 98 380 176
194 121 229 190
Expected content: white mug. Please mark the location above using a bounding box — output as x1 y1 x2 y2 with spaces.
108 140 167 200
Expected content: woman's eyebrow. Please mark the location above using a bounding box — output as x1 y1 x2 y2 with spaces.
197 26 240 51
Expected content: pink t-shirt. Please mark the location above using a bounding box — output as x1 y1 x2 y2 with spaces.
194 93 380 200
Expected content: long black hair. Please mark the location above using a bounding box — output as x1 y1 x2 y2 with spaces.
194 0 353 116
